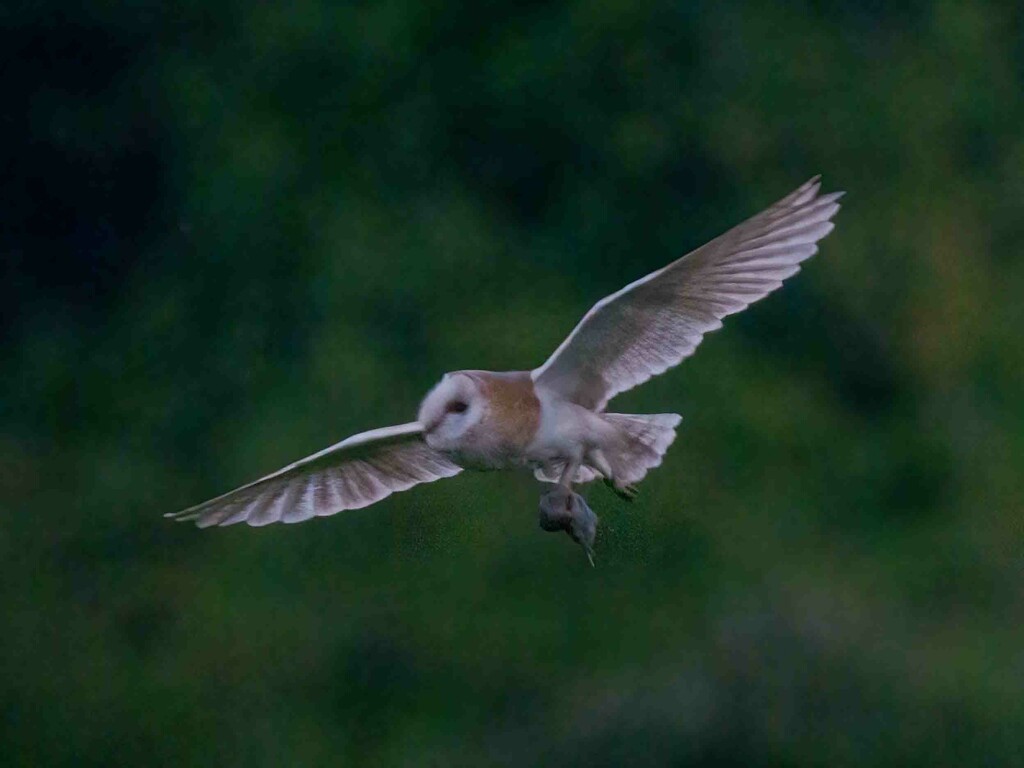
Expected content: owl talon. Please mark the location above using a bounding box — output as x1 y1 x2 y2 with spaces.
604 478 639 502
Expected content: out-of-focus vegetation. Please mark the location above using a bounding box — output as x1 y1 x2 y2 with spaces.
3 1 1022 764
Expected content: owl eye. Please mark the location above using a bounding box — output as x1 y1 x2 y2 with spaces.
446 400 468 414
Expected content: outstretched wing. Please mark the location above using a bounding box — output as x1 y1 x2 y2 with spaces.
532 177 842 411
166 423 461 528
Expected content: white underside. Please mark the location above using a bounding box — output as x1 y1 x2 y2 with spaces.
516 385 679 487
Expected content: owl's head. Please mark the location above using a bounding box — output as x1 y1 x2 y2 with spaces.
417 372 485 451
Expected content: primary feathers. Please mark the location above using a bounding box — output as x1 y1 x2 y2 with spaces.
533 176 842 410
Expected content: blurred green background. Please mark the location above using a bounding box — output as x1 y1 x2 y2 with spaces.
3 1 1022 765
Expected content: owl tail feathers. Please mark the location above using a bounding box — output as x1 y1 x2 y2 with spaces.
532 413 681 487
598 412 682 487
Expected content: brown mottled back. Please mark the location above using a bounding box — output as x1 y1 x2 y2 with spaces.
467 370 540 459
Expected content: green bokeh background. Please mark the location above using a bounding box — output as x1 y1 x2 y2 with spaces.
3 2 1022 765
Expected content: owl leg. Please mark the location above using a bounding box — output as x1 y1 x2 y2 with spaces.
557 457 581 489
587 448 639 502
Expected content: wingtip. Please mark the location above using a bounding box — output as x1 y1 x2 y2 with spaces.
807 175 846 199
164 510 198 523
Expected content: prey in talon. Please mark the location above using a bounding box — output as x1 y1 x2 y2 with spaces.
539 486 599 565
167 179 841 564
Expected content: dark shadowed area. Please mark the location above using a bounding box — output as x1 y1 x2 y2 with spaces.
3 1 1022 765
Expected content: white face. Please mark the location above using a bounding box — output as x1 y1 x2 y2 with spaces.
417 373 485 452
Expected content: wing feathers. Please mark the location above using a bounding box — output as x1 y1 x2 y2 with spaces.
168 423 462 528
533 178 842 410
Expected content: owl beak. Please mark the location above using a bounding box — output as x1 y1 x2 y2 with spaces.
420 419 445 451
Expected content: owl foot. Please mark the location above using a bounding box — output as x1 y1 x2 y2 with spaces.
538 486 598 566
604 478 639 502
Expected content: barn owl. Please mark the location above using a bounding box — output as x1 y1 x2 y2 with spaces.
168 177 842 561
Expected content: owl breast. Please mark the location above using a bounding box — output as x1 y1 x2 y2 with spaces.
450 371 541 470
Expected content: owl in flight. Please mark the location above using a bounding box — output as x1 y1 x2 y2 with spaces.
168 177 842 561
